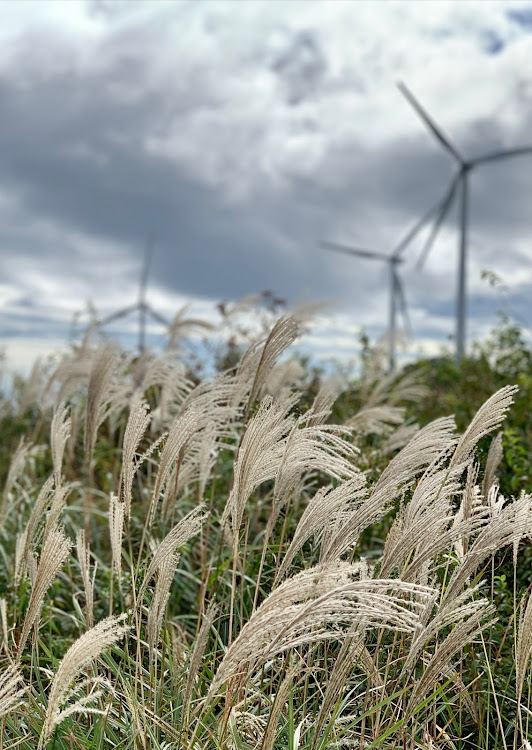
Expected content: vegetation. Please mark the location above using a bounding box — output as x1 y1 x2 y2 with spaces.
0 311 531 749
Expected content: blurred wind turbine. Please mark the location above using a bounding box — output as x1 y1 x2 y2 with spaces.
320 198 443 370
321 241 407 372
99 234 170 354
399 81 532 362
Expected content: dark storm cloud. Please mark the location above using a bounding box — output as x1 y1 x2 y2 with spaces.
0 48 289 300
0 51 526 322
0 310 69 338
0 26 459 312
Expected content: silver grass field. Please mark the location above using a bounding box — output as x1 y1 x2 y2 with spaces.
0 313 531 750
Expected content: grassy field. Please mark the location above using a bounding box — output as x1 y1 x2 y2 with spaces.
0 313 531 749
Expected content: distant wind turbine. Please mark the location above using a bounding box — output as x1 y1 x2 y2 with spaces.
320 197 446 371
399 81 532 362
321 241 408 371
98 234 170 354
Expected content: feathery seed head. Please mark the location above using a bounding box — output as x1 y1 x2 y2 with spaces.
39 613 129 747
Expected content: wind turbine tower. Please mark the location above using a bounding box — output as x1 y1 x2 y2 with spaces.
98 234 170 354
399 82 532 362
321 241 407 371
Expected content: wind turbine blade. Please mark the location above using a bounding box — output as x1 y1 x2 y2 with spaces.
145 304 171 328
394 268 411 335
416 172 461 269
473 145 532 166
320 240 389 262
392 190 452 258
99 304 138 326
398 81 464 164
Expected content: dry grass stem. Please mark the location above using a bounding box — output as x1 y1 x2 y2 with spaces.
263 360 306 398
84 343 118 468
76 529 95 629
147 551 180 654
50 403 71 488
261 659 303 750
47 344 93 407
360 369 429 409
140 506 204 598
516 589 532 705
382 421 420 455
183 601 217 723
482 432 503 498
166 421 220 503
109 492 125 578
256 416 360 594
0 597 8 650
452 463 482 561
306 379 342 427
311 626 366 749
197 421 218 500
119 392 151 517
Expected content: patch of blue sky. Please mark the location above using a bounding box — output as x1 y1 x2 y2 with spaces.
427 25 504 56
506 5 532 31
481 29 505 55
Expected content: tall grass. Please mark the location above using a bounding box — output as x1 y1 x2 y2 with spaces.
0 314 530 749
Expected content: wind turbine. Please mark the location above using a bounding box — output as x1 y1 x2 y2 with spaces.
98 234 170 354
399 81 532 362
321 241 408 371
321 197 446 371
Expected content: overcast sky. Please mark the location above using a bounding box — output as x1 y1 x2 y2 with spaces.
2 0 532 374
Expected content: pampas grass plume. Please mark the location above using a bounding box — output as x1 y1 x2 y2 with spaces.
18 526 72 656
39 613 129 747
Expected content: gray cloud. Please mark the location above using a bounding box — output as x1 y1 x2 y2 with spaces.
1 1 532 371
270 29 328 106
